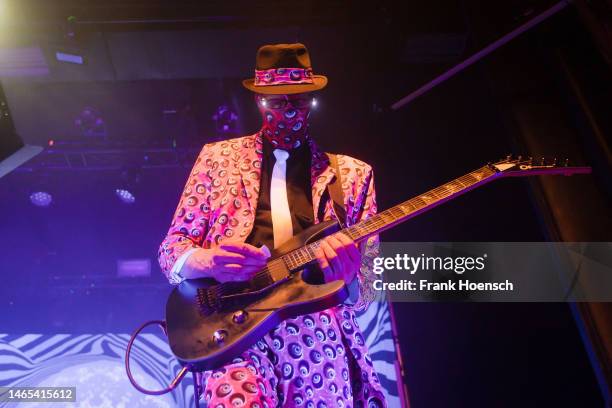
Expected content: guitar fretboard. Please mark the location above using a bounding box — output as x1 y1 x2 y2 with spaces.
281 165 498 271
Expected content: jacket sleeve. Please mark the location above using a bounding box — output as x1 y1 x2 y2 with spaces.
348 164 380 312
158 145 213 284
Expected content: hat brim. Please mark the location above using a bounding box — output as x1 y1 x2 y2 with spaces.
242 75 327 95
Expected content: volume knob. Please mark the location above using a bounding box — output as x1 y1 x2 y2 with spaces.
233 310 248 324
212 329 228 344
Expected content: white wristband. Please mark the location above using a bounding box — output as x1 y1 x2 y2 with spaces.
168 247 199 284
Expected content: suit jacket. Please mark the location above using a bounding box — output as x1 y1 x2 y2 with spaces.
158 132 379 312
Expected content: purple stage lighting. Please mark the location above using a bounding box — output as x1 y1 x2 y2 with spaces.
117 259 151 278
115 189 135 204
212 105 238 135
74 107 106 139
55 51 84 65
29 191 53 207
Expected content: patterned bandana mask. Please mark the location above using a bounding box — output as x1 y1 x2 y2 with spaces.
257 95 312 150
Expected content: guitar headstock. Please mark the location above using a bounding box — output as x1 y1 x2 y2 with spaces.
489 155 592 177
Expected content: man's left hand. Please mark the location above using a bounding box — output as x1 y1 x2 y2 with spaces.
314 232 360 285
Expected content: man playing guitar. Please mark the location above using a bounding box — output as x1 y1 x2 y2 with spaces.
159 43 386 408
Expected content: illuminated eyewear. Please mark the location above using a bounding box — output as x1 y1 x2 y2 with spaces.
260 96 315 109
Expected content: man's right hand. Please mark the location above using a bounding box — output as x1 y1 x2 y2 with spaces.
181 243 271 282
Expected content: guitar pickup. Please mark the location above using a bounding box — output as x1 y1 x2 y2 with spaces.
196 287 221 316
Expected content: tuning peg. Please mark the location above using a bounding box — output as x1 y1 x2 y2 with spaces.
528 156 533 164
540 157 545 165
564 158 569 167
506 154 512 161
517 155 522 161
553 157 557 166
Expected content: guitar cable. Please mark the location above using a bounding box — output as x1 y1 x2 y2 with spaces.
125 319 201 406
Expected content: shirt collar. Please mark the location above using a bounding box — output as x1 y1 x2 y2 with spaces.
262 133 311 164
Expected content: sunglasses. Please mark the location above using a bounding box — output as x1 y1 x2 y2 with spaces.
259 95 316 109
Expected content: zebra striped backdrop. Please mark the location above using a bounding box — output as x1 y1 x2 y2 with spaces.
0 300 401 407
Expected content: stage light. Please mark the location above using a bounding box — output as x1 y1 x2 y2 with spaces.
55 51 84 65
117 259 151 278
51 16 85 65
30 191 53 207
312 97 318 108
0 0 7 21
115 189 135 204
74 107 106 139
212 105 239 138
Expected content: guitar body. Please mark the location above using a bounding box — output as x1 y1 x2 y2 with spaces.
165 219 348 371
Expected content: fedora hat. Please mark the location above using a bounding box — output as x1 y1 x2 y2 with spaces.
242 43 327 95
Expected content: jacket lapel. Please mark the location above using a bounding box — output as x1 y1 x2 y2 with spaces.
309 138 336 224
237 133 263 229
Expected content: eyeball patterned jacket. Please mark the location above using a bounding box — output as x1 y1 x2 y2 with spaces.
158 133 386 406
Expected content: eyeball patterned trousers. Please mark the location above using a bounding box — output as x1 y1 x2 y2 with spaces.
200 307 387 408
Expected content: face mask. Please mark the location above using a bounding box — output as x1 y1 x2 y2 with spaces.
257 94 313 150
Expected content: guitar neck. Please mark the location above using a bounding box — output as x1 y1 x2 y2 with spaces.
281 165 499 271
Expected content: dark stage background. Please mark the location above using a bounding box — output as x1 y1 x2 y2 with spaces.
1 1 610 407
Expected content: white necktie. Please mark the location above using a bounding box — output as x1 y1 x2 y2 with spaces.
271 149 293 248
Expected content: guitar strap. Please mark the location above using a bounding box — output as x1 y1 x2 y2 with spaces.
325 153 347 228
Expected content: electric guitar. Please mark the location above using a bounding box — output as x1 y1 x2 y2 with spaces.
165 156 591 371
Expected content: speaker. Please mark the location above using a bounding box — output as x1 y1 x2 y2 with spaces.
0 82 42 178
